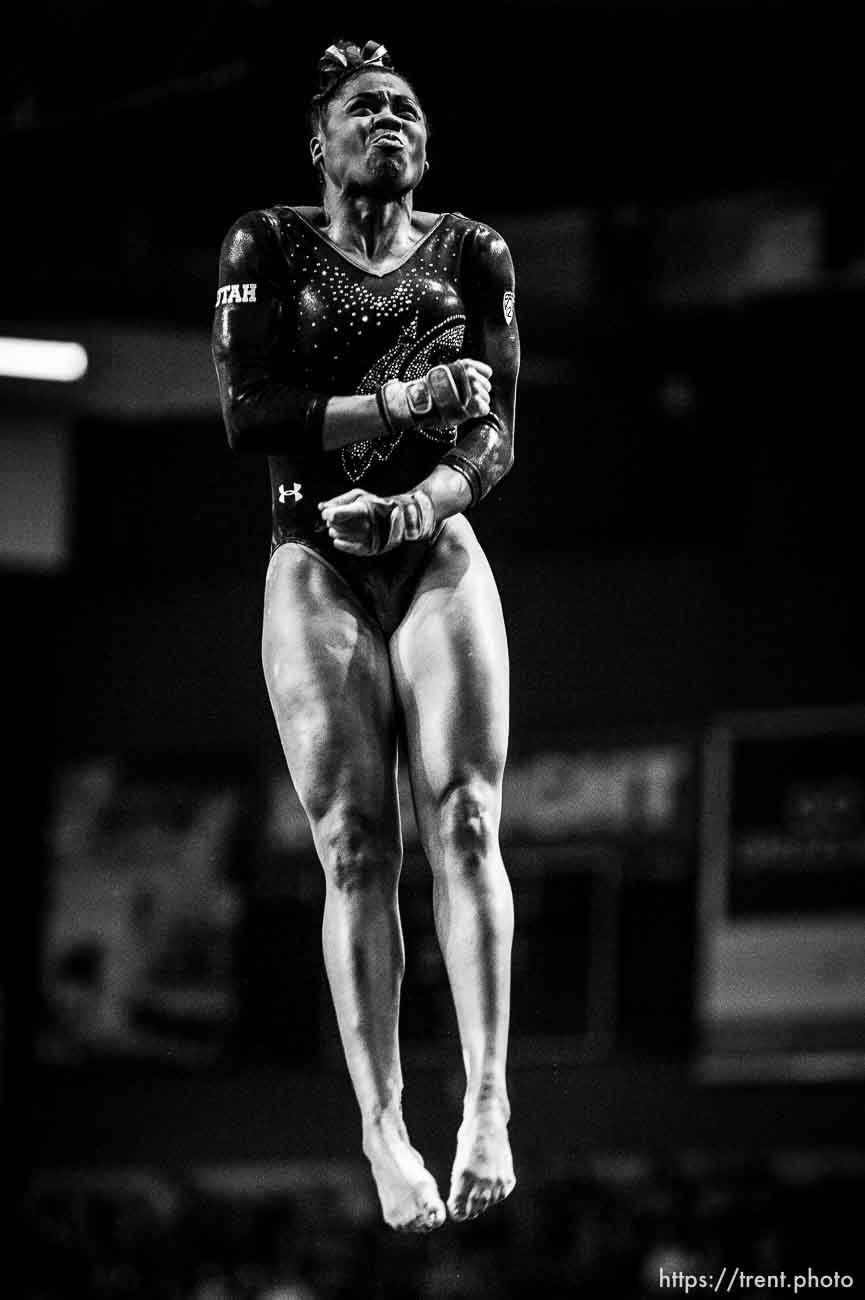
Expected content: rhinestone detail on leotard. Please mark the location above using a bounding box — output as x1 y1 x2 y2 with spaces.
275 209 468 485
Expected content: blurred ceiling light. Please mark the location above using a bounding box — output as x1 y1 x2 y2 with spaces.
0 337 88 382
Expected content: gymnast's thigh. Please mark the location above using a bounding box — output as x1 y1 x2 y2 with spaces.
388 515 510 850
262 542 400 843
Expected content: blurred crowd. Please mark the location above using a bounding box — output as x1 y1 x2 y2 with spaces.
20 1148 861 1299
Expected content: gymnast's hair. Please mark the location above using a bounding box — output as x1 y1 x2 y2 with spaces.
306 39 425 136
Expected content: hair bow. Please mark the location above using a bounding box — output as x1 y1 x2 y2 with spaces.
318 40 391 90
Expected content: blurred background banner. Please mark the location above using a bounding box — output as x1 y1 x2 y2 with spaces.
39 756 245 1066
699 706 865 1077
4 1 864 1296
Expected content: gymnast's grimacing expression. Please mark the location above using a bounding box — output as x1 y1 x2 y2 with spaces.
310 72 429 200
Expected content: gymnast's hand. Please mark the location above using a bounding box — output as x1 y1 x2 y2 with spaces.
380 358 492 430
319 487 436 556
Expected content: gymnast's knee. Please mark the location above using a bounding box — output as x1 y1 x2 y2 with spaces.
317 809 401 895
437 780 499 874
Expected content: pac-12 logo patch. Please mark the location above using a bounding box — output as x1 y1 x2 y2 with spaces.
502 290 515 325
215 282 257 306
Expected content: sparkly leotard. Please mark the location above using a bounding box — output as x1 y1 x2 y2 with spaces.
212 205 517 633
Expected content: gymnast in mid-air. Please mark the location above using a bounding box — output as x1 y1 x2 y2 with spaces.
212 37 520 1232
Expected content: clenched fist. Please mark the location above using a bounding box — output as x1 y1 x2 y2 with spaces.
319 487 437 556
379 358 492 431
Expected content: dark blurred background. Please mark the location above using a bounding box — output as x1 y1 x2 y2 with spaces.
3 1 864 1296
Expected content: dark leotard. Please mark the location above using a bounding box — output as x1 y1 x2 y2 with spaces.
212 206 518 635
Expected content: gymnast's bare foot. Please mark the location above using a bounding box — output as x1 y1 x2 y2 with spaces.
447 1086 516 1222
363 1111 446 1233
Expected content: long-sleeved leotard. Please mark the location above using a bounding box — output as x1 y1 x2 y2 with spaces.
211 205 519 630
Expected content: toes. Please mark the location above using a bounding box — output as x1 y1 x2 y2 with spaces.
423 1200 447 1232
449 1174 516 1222
449 1174 492 1221
400 1200 446 1233
446 1179 471 1222
465 1182 493 1219
400 1189 446 1233
489 1175 515 1209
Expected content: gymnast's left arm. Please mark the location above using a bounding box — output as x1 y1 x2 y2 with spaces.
418 222 520 520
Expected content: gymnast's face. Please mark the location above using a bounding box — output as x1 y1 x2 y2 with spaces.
312 71 428 200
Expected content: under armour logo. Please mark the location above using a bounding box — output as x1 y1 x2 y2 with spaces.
278 482 303 504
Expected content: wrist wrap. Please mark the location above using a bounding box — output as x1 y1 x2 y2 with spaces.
441 450 483 507
368 488 437 554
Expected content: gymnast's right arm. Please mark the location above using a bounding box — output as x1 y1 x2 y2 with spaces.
211 211 385 455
